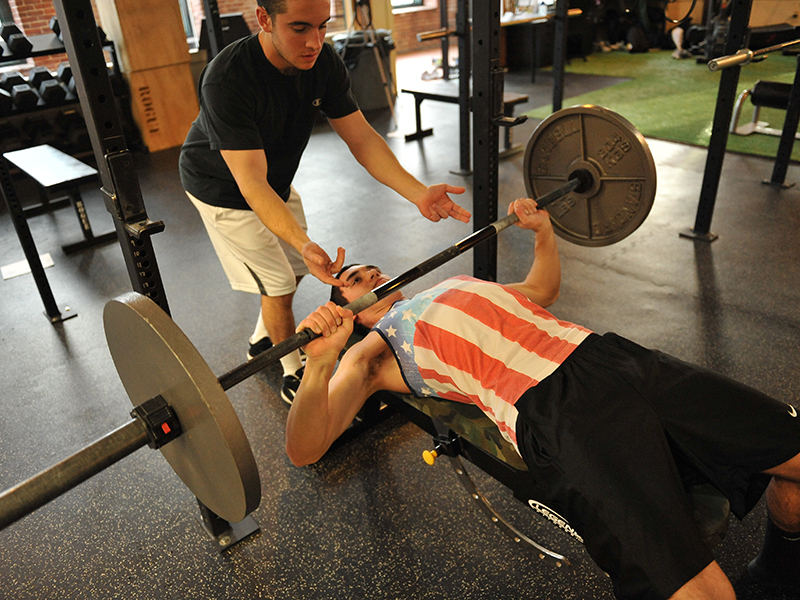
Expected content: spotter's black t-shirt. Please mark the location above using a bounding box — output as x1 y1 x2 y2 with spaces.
179 34 359 210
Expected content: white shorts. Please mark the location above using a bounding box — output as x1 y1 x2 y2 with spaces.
187 188 310 296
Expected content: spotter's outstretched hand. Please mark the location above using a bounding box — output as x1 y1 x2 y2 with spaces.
412 184 470 223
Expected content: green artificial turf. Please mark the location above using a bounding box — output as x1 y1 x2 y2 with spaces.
524 50 800 161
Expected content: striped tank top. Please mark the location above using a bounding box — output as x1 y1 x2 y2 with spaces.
372 276 592 449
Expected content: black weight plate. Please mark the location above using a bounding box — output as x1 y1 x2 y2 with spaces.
523 105 657 246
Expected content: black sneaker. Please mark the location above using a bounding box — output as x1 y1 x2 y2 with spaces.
281 367 304 405
247 336 273 360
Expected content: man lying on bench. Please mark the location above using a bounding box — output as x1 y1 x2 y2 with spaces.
285 198 800 600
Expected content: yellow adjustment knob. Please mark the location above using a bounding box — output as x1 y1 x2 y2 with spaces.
422 450 438 465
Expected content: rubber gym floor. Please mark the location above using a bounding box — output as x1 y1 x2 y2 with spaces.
1 50 799 600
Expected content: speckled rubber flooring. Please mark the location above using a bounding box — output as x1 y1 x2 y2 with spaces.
1 52 799 599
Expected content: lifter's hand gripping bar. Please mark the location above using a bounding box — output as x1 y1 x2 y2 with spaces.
216 176 583 390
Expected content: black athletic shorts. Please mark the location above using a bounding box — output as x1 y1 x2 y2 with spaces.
514 332 800 600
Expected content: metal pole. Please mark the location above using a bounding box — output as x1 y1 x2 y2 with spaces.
52 0 170 313
471 0 503 281
766 53 800 187
552 0 568 112
201 0 224 59
454 0 471 175
681 0 753 242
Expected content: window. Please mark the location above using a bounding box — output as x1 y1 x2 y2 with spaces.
391 0 424 7
177 0 198 49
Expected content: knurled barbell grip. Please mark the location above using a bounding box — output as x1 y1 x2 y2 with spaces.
216 177 582 391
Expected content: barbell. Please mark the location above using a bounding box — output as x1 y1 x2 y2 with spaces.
0 105 657 532
708 37 800 72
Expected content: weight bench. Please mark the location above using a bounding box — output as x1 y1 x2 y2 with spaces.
376 390 732 566
3 144 115 254
400 84 529 156
730 79 800 140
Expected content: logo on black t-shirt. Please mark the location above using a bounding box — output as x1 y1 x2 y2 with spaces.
313 98 322 107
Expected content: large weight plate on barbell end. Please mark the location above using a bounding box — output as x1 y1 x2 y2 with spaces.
103 292 260 523
523 105 657 247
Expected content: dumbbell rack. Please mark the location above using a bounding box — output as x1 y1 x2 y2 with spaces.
0 32 66 62
0 30 133 157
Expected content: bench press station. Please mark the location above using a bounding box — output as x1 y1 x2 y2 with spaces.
0 0 735 579
0 125 731 565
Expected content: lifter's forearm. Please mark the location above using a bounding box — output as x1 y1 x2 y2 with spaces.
507 214 561 307
285 356 338 467
240 179 311 252
529 224 561 300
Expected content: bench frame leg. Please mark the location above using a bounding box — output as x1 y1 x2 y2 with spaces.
0 159 77 323
405 96 434 142
62 186 116 254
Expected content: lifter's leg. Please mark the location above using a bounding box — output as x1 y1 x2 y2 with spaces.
260 288 303 375
750 451 800 587
668 561 735 600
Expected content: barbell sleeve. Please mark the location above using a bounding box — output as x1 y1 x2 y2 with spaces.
707 49 754 72
0 420 149 531
416 28 454 42
216 177 582 391
708 37 800 71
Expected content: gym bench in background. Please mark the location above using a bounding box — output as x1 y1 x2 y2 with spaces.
400 85 530 155
730 79 800 139
3 144 115 254
0 144 115 323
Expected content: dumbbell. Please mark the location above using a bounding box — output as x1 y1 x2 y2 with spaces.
1 23 33 56
11 83 39 112
0 71 39 112
49 16 62 41
57 62 73 87
57 108 90 152
28 66 54 89
26 67 67 106
39 79 67 106
0 70 26 92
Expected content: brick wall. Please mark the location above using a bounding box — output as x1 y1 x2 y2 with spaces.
391 0 456 55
